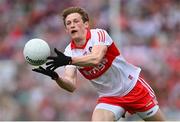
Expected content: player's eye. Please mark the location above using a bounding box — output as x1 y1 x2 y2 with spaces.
74 19 79 23
66 21 71 26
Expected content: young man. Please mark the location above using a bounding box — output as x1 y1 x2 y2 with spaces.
32 7 165 121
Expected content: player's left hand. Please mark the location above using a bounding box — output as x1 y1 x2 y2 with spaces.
46 48 72 70
32 66 59 80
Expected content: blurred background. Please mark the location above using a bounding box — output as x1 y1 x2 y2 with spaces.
0 0 179 121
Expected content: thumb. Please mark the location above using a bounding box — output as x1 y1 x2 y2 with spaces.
54 48 61 55
32 66 43 71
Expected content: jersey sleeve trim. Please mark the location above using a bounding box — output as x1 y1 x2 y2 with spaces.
70 29 91 49
93 29 113 46
97 30 106 42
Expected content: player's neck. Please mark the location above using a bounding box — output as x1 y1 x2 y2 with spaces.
73 39 86 47
73 30 87 47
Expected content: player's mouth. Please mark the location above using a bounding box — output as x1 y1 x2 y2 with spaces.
71 30 78 34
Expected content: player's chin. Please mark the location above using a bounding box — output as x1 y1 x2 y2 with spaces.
71 35 81 41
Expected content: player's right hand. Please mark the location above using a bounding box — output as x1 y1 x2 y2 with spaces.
46 48 72 71
32 66 59 80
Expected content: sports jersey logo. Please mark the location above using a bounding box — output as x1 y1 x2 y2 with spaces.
89 46 92 52
80 58 108 76
147 110 153 116
83 46 92 55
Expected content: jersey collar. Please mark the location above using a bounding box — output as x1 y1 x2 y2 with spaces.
71 29 91 49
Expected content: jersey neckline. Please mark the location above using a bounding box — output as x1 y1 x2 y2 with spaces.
71 29 91 49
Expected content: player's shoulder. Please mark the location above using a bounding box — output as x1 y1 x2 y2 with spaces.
90 28 108 40
64 43 73 56
90 28 107 34
64 43 71 52
90 28 111 43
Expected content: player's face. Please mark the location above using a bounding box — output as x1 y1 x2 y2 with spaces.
65 13 89 41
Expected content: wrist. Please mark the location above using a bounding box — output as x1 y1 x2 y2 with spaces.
53 76 59 81
68 57 72 65
52 72 59 80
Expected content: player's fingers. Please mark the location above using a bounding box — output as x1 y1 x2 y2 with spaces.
32 68 37 71
54 48 61 55
47 56 55 60
52 66 57 71
32 68 42 73
46 61 54 66
39 66 44 70
32 66 41 71
48 65 57 71
46 64 55 70
33 66 47 73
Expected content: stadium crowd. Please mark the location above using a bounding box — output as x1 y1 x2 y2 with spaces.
0 0 179 120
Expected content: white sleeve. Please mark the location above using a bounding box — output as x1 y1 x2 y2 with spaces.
93 29 113 46
64 45 76 68
64 45 72 57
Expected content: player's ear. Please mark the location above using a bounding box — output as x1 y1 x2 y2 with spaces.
84 21 89 28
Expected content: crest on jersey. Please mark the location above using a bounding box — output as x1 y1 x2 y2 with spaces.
89 46 92 52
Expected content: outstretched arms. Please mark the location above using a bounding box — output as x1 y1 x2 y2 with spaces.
32 66 77 92
46 45 107 70
71 45 107 66
32 45 107 92
55 66 77 92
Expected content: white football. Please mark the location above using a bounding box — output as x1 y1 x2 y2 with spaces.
23 38 51 66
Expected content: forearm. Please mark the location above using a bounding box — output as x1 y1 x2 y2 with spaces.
71 54 102 66
55 77 76 92
71 45 107 67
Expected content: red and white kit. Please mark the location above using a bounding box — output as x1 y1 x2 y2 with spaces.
64 29 158 120
64 28 141 97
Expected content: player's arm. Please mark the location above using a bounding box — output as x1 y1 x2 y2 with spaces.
55 66 77 92
46 46 107 70
71 45 107 66
32 66 77 93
